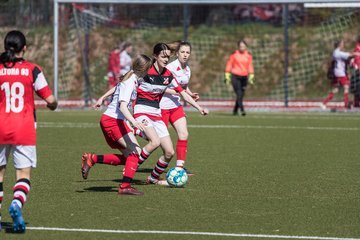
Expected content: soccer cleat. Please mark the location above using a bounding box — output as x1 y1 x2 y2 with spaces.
183 167 194 177
118 186 144 196
81 152 95 180
241 111 246 116
9 202 25 233
146 176 169 186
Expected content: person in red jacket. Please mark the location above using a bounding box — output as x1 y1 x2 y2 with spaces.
107 43 122 89
0 30 57 232
224 39 255 116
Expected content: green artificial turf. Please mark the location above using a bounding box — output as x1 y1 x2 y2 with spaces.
1 110 359 240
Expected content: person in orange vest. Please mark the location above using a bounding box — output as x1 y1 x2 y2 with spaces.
224 39 255 116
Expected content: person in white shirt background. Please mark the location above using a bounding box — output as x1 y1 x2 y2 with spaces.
321 39 360 110
120 42 133 76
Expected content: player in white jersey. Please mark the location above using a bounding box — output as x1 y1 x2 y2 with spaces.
321 39 360 110
81 54 154 196
133 43 209 185
159 41 199 175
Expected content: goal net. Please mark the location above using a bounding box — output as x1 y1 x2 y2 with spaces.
54 1 360 106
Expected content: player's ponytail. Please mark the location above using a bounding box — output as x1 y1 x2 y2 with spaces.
0 30 26 68
166 41 181 55
120 54 152 82
167 40 192 53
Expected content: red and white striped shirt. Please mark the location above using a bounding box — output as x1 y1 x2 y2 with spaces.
160 59 191 110
134 65 183 120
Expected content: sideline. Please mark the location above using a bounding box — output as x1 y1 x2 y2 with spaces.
26 227 360 240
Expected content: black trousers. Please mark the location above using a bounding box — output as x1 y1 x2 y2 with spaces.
231 74 248 113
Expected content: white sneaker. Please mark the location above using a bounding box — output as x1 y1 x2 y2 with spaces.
146 176 169 186
320 103 327 110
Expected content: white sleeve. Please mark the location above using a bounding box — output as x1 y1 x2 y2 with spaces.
169 77 183 93
334 50 350 60
166 60 177 73
119 79 135 103
33 71 49 91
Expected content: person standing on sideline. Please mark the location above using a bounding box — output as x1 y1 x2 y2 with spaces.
321 39 360 110
0 30 58 232
81 55 154 196
224 39 255 116
160 41 199 175
120 42 133 76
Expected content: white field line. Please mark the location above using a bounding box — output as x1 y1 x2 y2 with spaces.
38 122 360 131
26 227 360 240
188 125 360 131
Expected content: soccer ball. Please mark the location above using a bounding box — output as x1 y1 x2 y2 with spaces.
166 167 188 187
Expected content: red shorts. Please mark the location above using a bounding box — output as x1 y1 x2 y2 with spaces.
100 114 132 149
332 76 350 87
161 106 186 127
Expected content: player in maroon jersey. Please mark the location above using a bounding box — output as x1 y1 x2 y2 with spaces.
0 30 57 232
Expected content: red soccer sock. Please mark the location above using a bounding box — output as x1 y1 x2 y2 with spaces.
344 92 349 108
323 92 335 105
120 153 139 189
176 140 188 167
94 154 126 166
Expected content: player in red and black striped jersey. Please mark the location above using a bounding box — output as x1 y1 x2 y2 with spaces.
0 30 57 232
134 43 209 185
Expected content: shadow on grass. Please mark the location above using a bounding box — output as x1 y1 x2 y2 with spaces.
76 179 147 193
135 168 153 173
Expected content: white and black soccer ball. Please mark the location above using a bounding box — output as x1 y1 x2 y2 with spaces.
166 167 188 187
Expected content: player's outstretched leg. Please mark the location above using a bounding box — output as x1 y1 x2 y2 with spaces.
9 202 25 233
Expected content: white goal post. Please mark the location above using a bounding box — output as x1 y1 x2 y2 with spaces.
53 0 360 101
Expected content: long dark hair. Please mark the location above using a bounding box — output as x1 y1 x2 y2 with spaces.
0 30 26 68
